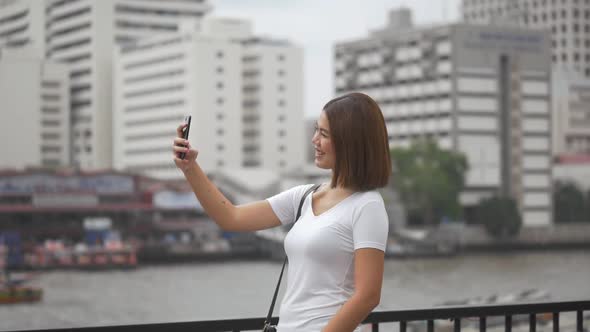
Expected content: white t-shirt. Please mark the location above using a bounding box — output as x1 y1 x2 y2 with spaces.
266 183 389 332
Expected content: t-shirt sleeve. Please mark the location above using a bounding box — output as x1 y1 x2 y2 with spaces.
266 184 314 225
352 200 389 252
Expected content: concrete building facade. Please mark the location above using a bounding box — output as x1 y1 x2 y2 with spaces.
461 0 590 78
1 0 213 170
0 0 45 53
0 47 70 169
334 9 554 226
240 36 304 171
552 69 590 155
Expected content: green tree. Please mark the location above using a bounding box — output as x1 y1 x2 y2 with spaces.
390 139 468 225
475 196 522 238
554 181 589 223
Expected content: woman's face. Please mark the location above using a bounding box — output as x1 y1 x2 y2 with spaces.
312 111 336 170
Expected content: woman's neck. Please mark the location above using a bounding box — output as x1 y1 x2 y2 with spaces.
322 182 355 196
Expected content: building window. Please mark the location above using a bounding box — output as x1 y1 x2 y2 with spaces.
574 53 580 61
562 53 567 61
217 144 224 151
278 84 285 92
278 145 286 152
217 97 224 105
216 67 224 74
278 129 286 137
278 54 285 61
217 82 224 89
278 99 286 107
278 69 285 77
279 160 286 168
217 160 224 167
217 128 224 135
216 51 224 58
41 146 61 153
278 114 286 122
217 113 224 120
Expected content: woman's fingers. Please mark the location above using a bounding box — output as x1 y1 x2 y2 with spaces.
173 137 188 146
173 145 189 153
176 123 187 137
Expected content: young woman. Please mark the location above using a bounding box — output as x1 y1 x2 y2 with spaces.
172 92 391 332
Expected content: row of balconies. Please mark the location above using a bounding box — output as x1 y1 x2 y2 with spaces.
0 2 27 26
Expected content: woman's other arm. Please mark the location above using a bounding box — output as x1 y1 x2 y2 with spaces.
322 248 385 332
173 123 282 232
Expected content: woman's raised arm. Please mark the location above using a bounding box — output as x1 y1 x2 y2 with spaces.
172 123 282 232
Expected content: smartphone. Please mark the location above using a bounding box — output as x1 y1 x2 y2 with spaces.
178 115 191 159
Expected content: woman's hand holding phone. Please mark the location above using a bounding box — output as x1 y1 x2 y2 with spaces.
173 118 198 172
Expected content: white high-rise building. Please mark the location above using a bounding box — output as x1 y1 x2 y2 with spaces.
46 0 212 170
334 8 554 226
552 69 590 155
113 20 244 179
113 17 304 179
462 0 590 78
0 47 70 169
1 0 213 170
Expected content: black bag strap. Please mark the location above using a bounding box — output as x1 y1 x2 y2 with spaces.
264 183 321 326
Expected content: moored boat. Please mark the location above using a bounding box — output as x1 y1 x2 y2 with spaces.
0 285 42 304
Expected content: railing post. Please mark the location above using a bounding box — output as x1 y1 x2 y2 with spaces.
506 314 512 332
372 322 379 332
480 317 486 332
428 319 434 332
454 318 461 332
553 312 559 332
400 321 407 332
529 313 536 332
577 310 583 332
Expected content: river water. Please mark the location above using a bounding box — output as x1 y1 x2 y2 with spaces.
1 250 589 331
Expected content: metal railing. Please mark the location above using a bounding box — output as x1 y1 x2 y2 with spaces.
9 300 589 332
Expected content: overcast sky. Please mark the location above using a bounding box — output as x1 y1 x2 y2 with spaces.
213 0 462 119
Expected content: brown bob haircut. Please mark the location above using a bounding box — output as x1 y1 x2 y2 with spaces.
322 92 391 192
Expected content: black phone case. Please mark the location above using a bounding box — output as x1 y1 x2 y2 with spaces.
178 115 191 159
